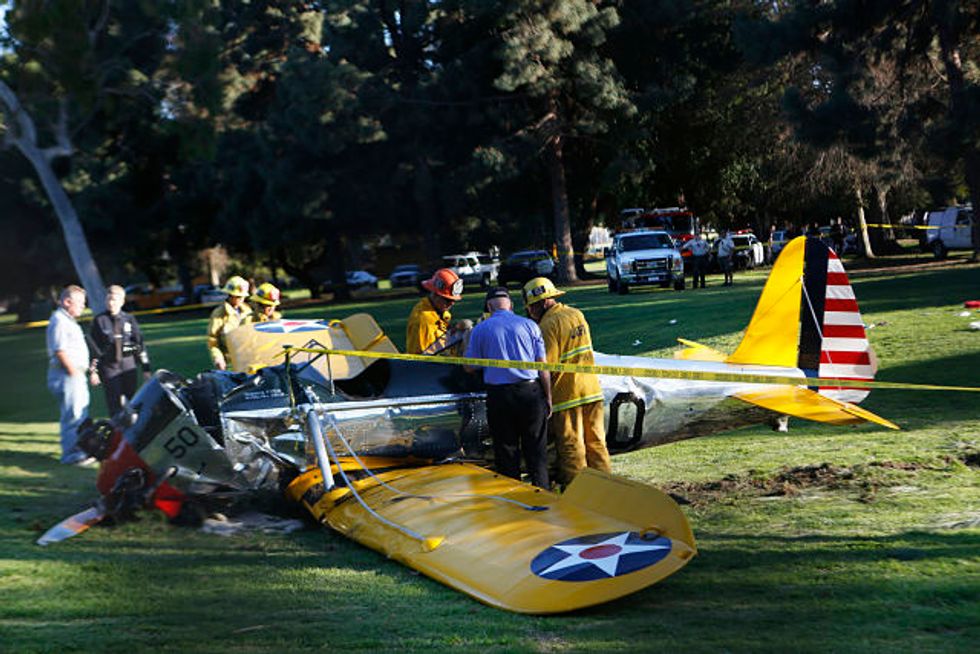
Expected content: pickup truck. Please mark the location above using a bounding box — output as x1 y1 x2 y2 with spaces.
439 253 498 288
605 230 684 294
924 205 974 258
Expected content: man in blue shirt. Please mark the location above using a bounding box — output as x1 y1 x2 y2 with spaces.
465 287 552 488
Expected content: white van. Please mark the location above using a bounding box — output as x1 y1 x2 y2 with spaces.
925 205 973 258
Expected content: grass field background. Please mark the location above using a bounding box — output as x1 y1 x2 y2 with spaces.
1 258 978 652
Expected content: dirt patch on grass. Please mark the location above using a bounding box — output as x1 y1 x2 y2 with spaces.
664 460 954 506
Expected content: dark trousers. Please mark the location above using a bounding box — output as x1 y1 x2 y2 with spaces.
102 367 139 415
691 255 707 288
486 379 550 489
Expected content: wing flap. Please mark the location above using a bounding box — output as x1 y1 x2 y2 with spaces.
288 463 696 614
735 385 899 430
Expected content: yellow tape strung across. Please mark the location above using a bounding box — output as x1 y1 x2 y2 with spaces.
863 223 939 230
281 346 980 394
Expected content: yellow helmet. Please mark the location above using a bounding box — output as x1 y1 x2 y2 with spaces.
222 275 250 298
250 282 281 306
522 276 564 306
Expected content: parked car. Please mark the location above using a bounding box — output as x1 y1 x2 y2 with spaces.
389 264 424 288
172 283 224 307
346 270 379 289
123 283 183 311
605 230 684 294
924 205 974 259
469 252 500 285
497 250 556 286
198 286 227 305
438 253 497 288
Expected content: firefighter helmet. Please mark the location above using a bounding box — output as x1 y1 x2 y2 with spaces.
222 276 250 298
522 276 564 306
422 268 463 301
251 282 281 307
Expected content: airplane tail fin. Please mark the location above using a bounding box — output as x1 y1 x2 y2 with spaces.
727 237 876 404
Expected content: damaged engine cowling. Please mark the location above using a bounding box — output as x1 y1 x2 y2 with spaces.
81 362 491 521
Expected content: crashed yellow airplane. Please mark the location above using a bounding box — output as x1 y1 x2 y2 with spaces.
40 237 899 613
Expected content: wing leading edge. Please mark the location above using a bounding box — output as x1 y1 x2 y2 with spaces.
287 463 696 613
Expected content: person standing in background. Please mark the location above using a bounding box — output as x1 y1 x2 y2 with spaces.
46 285 95 465
207 276 253 370
682 232 710 288
89 285 151 415
717 230 735 286
248 282 283 322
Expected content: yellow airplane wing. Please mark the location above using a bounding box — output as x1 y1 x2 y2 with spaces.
735 385 899 430
674 338 728 362
288 463 696 614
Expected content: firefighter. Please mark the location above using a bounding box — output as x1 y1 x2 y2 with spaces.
88 284 151 415
248 282 282 322
207 276 253 370
523 277 612 485
406 268 468 355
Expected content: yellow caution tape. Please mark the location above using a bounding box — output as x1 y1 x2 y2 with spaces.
281 346 980 394
16 301 221 330
863 224 939 230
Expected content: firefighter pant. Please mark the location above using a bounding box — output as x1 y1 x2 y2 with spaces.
486 379 550 489
550 400 611 485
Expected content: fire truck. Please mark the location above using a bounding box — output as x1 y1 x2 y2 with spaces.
621 207 700 258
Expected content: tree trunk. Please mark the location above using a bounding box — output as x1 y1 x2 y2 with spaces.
414 157 441 263
871 184 898 254
573 192 598 279
932 0 980 260
327 236 351 303
546 134 577 284
24 147 107 312
0 82 106 312
966 152 980 261
855 184 876 259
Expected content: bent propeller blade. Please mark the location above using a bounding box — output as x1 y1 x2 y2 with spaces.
36 505 106 546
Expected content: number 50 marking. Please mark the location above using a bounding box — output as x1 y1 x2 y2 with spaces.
164 427 200 459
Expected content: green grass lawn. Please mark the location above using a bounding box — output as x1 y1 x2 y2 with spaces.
1 261 978 652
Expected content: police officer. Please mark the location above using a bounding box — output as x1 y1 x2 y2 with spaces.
207 276 253 370
523 277 612 485
89 284 151 415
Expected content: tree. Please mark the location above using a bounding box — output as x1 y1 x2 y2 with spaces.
737 1 980 258
492 0 635 283
0 1 117 311
0 1 218 314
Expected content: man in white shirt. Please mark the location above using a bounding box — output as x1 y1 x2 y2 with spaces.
717 231 736 286
46 285 97 465
682 233 711 288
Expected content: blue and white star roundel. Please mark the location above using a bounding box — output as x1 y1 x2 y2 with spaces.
253 319 333 334
530 532 673 582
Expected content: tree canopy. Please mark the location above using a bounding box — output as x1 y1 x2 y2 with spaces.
0 0 976 317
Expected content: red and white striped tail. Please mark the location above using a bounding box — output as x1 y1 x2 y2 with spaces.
817 251 875 403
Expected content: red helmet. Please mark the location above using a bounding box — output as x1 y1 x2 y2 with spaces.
422 268 463 301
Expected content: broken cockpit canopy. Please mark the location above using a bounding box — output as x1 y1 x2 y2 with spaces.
225 313 399 379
